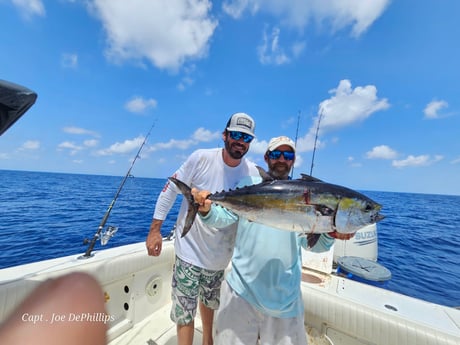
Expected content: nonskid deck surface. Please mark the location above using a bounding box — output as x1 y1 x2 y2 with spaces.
108 303 203 345
107 301 331 345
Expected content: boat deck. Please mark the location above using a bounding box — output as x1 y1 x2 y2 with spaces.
108 303 204 345
1 242 459 345
106 302 331 345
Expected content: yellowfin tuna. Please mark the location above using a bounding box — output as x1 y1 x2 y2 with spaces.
169 167 384 237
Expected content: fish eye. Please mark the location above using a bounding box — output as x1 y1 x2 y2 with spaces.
365 204 373 212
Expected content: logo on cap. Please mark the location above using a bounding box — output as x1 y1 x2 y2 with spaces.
236 117 253 129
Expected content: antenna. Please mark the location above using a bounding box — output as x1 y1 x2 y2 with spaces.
309 109 323 176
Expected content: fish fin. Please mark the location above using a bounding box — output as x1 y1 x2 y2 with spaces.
300 173 323 182
256 166 274 182
168 177 199 237
315 205 335 216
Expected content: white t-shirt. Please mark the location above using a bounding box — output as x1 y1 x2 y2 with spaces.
153 148 258 270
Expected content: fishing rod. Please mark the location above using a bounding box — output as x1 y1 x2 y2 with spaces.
290 110 301 179
309 109 323 176
79 122 155 259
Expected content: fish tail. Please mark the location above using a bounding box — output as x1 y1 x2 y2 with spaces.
168 177 198 237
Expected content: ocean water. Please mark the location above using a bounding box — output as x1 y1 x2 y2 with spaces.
0 170 459 308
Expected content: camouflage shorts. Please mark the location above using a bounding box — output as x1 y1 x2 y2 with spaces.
170 255 225 325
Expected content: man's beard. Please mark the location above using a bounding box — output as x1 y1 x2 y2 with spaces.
268 162 290 179
225 139 248 159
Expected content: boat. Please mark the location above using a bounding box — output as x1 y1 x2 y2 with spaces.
1 80 459 345
1 239 459 345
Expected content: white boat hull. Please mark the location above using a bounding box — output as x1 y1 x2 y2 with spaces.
0 241 459 345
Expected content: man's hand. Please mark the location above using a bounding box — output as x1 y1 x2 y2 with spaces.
191 188 212 215
328 231 356 240
146 219 163 256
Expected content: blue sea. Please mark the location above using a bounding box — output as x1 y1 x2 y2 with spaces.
0 170 459 308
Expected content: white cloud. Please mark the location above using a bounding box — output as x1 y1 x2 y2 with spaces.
63 126 100 137
147 127 220 152
191 128 221 142
257 25 306 65
57 141 83 156
392 155 443 168
249 139 269 155
348 156 362 168
95 135 145 156
89 0 217 71
12 0 389 73
366 145 397 159
424 100 448 119
258 26 290 65
83 139 99 147
58 142 80 150
315 0 391 37
222 0 255 19
222 0 390 36
150 138 196 151
295 80 388 153
177 77 195 91
81 0 388 72
293 134 317 153
293 153 303 168
125 96 157 113
317 79 389 132
12 0 45 18
20 140 40 150
177 64 197 90
61 53 78 69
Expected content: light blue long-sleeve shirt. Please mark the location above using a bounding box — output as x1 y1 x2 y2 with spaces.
200 175 335 318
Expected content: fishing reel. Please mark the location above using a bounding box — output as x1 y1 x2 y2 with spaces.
101 225 119 245
82 225 119 246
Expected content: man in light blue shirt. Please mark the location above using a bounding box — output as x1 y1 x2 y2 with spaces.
193 136 354 345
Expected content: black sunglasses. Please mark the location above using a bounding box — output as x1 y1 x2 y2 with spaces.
228 131 254 143
267 150 295 161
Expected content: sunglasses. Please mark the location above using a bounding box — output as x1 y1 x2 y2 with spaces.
268 150 295 161
228 131 254 143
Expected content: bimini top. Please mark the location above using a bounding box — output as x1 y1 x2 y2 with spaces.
0 79 37 136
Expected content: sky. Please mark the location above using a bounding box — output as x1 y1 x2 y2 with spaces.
1 0 459 196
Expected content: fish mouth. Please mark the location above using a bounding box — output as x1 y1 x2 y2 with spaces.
374 213 385 223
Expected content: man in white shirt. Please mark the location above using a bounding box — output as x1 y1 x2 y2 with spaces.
146 113 258 345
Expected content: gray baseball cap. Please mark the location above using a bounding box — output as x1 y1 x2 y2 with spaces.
226 112 256 136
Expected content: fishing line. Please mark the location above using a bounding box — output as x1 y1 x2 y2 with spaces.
79 121 156 259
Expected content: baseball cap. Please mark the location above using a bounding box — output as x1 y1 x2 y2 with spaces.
226 112 256 136
267 136 296 152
